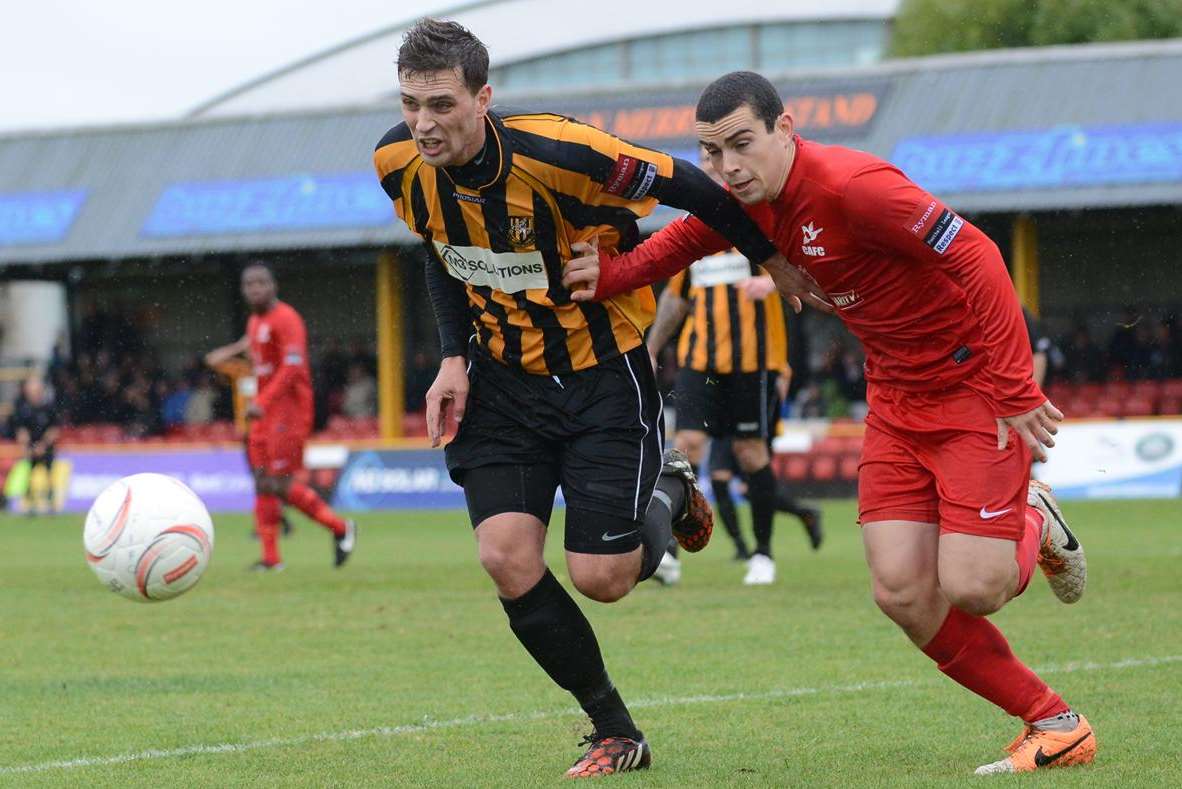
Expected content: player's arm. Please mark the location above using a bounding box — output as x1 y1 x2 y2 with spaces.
423 245 473 447
644 271 692 367
552 122 829 311
204 335 248 368
843 165 1061 457
253 314 307 416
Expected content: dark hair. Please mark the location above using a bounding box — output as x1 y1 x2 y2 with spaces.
397 18 489 94
696 71 784 132
241 261 275 280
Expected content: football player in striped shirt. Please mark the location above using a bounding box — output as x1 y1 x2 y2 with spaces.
373 19 825 779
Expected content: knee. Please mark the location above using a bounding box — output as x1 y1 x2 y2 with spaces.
872 578 938 627
731 440 767 471
942 576 1009 617
478 543 544 599
569 565 633 604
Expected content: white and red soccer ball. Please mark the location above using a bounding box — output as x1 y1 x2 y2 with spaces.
83 473 215 602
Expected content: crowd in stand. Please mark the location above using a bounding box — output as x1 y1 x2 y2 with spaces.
5 306 1181 440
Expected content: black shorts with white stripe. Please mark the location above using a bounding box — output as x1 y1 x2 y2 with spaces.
446 344 664 555
673 368 778 440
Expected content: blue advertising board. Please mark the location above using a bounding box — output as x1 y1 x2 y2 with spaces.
891 122 1182 194
0 189 87 246
332 450 467 511
142 172 392 237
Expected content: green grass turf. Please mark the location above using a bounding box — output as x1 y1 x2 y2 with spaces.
0 499 1179 787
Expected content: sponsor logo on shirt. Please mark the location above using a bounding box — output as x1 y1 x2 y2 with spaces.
689 251 750 288
256 323 271 343
603 155 658 200
830 290 862 309
801 221 825 257
910 203 964 255
453 191 486 205
434 241 549 293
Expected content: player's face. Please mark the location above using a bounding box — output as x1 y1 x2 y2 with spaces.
696 105 795 204
241 267 276 312
697 146 726 187
399 68 492 167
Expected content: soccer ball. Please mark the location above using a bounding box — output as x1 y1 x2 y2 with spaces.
83 473 215 602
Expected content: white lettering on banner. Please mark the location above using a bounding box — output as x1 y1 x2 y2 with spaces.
346 466 453 495
433 241 548 293
689 251 750 288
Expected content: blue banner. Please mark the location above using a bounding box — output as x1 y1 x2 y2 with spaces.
142 172 392 237
891 122 1182 194
332 450 466 511
0 189 87 246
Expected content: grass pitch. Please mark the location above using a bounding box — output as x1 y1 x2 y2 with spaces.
1 499 1179 787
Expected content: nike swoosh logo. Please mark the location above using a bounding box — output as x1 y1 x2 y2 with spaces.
1033 731 1092 767
1037 493 1080 550
601 531 638 542
979 506 1014 520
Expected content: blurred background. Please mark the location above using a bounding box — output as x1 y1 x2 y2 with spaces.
2 0 1181 513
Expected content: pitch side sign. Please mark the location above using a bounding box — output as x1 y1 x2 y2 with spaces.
1035 419 1182 500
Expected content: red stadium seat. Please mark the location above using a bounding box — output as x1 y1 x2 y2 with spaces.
814 436 846 454
839 453 860 481
811 454 838 481
1122 397 1157 418
1161 379 1182 398
403 411 428 436
1158 395 1182 416
785 455 810 481
1095 397 1123 417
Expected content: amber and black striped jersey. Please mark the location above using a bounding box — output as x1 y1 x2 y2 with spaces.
373 109 778 376
668 251 789 376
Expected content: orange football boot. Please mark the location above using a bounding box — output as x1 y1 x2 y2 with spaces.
661 448 713 552
975 714 1096 774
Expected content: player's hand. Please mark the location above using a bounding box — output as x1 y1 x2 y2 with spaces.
761 254 833 314
996 400 1063 463
739 275 777 301
426 356 469 448
562 236 600 301
245 402 264 421
775 371 790 403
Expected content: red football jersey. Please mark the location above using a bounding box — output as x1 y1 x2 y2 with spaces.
600 136 1044 417
246 301 313 423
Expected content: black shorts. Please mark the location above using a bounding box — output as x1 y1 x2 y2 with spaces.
674 369 778 439
446 345 664 555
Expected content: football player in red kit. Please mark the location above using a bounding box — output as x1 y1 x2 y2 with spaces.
206 263 356 571
564 72 1093 775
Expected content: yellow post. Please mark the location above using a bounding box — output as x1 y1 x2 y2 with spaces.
376 249 404 439
1011 214 1040 316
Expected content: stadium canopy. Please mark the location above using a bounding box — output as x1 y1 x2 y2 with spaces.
2 38 1182 267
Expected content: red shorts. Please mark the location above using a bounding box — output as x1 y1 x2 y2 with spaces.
247 419 309 476
858 381 1031 540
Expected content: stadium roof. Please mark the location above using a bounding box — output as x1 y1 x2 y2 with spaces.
188 0 899 118
3 38 1182 267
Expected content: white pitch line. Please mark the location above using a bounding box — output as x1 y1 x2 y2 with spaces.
3 654 1178 775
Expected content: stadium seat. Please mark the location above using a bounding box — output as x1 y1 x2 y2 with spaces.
812 454 838 481
785 455 810 481
814 436 847 454
1158 395 1182 416
1122 397 1157 418
1161 379 1182 399
839 453 860 481
1095 397 1123 417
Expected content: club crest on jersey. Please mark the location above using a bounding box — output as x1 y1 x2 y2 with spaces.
508 216 535 247
256 324 270 342
801 222 825 257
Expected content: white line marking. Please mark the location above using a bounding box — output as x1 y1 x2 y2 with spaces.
3 654 1177 775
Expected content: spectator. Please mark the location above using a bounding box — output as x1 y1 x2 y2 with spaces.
341 362 377 418
1147 318 1180 380
161 377 192 427
1061 325 1104 384
10 376 61 514
404 350 436 412
1107 306 1149 379
184 372 218 425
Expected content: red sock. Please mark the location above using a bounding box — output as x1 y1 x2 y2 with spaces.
286 481 346 536
922 607 1069 722
1014 506 1044 597
255 494 282 565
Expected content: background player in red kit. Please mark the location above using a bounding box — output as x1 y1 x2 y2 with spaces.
565 72 1094 775
206 263 356 571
